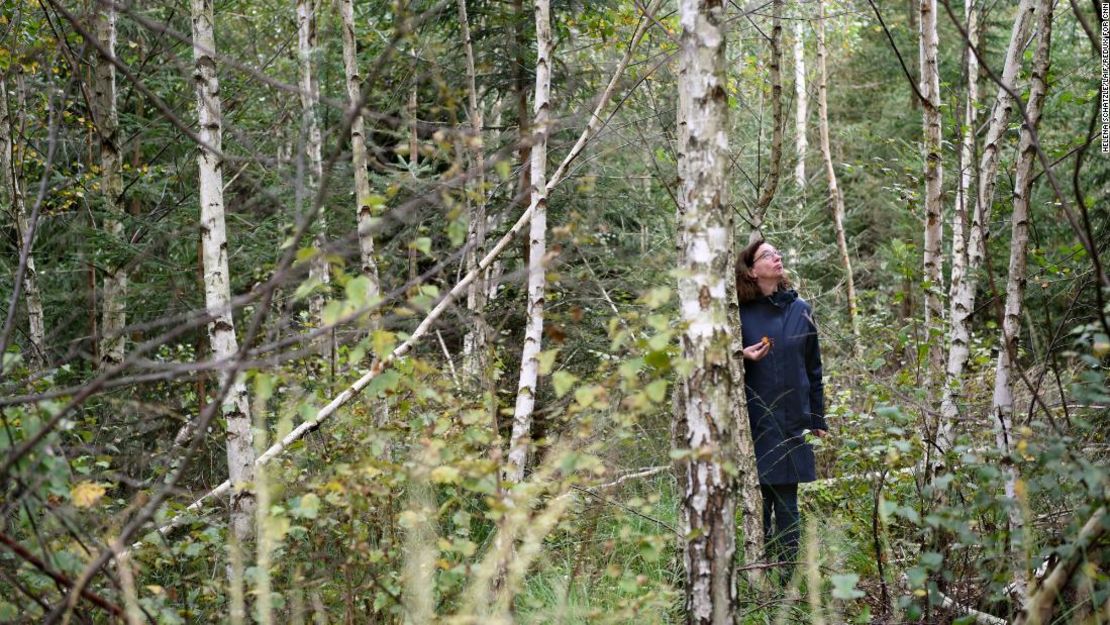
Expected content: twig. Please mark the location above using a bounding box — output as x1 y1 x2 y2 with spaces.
0 531 124 617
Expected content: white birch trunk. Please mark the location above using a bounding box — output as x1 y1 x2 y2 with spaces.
1 75 45 370
938 1 980 451
815 0 860 347
919 0 944 412
674 0 750 619
458 0 490 381
191 0 256 542
991 0 1053 601
298 0 329 327
505 0 553 484
340 0 381 299
793 19 807 200
96 3 127 368
939 0 1036 448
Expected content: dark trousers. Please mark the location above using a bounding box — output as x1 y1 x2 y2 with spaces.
760 483 800 567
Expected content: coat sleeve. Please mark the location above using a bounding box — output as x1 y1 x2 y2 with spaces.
804 306 827 431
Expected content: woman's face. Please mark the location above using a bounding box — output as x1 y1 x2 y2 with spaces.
749 243 785 281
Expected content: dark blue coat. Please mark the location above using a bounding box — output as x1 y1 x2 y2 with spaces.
739 289 826 485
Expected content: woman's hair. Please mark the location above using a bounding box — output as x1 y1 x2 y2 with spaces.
735 238 792 304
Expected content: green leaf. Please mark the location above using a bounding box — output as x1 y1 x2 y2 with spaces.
645 379 668 403
830 573 865 600
412 237 432 254
574 385 602 407
371 329 397 356
552 371 578 398
322 300 345 327
537 349 559 375
345 276 372 307
296 493 321 519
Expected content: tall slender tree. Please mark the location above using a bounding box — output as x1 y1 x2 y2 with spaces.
673 0 754 618
190 0 256 541
458 0 490 382
1 74 45 370
815 0 859 348
938 0 979 451
340 0 381 303
95 3 126 368
792 18 807 203
938 0 1036 449
919 0 944 422
991 0 1054 600
297 0 329 331
505 0 553 483
750 0 783 243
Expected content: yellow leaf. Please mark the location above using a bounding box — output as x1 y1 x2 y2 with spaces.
71 482 106 508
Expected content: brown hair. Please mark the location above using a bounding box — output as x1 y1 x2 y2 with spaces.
735 238 792 304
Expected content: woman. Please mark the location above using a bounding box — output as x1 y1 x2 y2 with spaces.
736 239 828 569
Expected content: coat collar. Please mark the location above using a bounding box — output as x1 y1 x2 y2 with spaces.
764 288 798 308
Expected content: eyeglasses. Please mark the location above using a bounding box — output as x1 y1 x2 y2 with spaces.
755 249 782 263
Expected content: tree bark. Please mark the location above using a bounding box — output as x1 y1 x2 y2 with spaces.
1015 507 1106 625
505 0 552 484
815 0 860 348
792 19 807 204
751 0 783 241
458 0 490 382
0 74 46 370
939 0 1036 449
95 3 127 368
190 0 256 542
340 0 382 302
938 0 980 451
297 0 329 330
990 0 1053 600
674 0 752 620
919 0 944 415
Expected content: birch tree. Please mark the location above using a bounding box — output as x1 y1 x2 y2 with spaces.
792 18 807 202
919 0 944 420
1 75 45 370
339 0 381 302
815 0 859 346
938 0 979 451
297 0 329 329
990 0 1054 600
457 0 490 381
505 0 553 483
938 0 1036 450
674 0 752 619
191 0 256 541
95 3 127 368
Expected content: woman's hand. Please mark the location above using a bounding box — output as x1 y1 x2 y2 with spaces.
742 340 771 361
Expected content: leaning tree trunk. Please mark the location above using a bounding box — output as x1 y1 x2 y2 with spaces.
191 0 256 542
504 0 553 484
0 74 45 370
991 0 1053 601
297 0 329 332
458 0 490 382
815 0 860 349
95 3 127 368
938 0 1036 450
750 0 783 243
792 18 807 205
919 0 944 429
938 0 980 451
674 0 759 619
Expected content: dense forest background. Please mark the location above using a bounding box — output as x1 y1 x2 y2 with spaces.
0 0 1107 622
